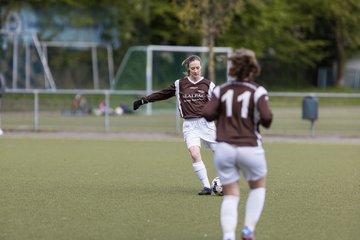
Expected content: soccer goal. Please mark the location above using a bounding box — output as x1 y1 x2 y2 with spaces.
113 45 233 116
0 29 114 90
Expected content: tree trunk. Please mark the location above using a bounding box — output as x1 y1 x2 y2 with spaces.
335 19 345 88
200 13 209 79
208 32 215 83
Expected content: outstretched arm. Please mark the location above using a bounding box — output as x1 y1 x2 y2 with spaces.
133 83 176 111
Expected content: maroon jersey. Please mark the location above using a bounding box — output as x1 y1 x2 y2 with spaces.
143 77 215 119
202 81 273 146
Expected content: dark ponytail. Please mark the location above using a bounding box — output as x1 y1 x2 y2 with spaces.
228 49 260 82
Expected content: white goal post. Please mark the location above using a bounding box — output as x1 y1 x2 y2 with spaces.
114 45 233 116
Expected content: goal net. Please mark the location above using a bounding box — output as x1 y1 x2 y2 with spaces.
113 45 233 116
112 45 232 89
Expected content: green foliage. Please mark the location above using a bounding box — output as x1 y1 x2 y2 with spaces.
299 0 360 87
218 0 328 67
173 0 243 36
2 0 360 88
317 0 360 52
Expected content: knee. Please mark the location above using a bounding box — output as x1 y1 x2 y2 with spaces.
248 176 266 189
189 147 201 162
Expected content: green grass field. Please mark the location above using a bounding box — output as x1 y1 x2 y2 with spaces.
0 136 359 240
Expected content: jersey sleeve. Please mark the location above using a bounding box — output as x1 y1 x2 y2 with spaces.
202 86 220 121
255 87 273 128
143 83 176 103
207 81 216 100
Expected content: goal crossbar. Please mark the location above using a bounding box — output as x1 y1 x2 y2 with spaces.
114 45 233 115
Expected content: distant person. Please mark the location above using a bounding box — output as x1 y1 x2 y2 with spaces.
99 101 107 115
114 103 133 115
71 94 81 113
133 55 217 195
202 49 273 240
0 73 5 135
79 95 89 114
0 73 5 98
97 100 114 116
71 94 89 115
119 104 133 114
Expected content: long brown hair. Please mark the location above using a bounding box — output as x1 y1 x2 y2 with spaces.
181 55 202 76
228 49 261 82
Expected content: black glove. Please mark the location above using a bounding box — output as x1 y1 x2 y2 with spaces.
133 99 144 110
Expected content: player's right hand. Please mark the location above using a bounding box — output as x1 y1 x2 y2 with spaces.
133 99 144 110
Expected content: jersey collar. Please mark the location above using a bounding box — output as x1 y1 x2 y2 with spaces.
187 76 204 84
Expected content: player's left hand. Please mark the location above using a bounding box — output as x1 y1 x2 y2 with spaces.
133 99 144 110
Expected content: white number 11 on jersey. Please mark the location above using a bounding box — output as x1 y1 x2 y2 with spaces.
221 90 251 118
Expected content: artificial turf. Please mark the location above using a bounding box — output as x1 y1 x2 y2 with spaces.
0 137 359 239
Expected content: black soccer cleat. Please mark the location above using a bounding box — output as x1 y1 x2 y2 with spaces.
198 187 212 195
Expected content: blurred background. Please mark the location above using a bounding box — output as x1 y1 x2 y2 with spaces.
0 0 359 137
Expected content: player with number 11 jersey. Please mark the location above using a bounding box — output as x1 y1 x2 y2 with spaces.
204 80 272 147
202 49 273 240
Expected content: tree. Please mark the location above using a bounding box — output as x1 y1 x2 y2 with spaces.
309 0 360 88
172 0 243 82
213 0 331 87
220 1 327 66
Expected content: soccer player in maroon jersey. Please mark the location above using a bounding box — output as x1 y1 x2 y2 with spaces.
133 55 216 195
202 49 273 240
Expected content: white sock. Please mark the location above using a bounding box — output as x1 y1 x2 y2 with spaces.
192 161 210 188
221 195 240 240
244 187 266 232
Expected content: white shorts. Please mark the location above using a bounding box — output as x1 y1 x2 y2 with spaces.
183 118 217 150
214 142 267 185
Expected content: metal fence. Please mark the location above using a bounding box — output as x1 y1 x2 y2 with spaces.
1 89 359 138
